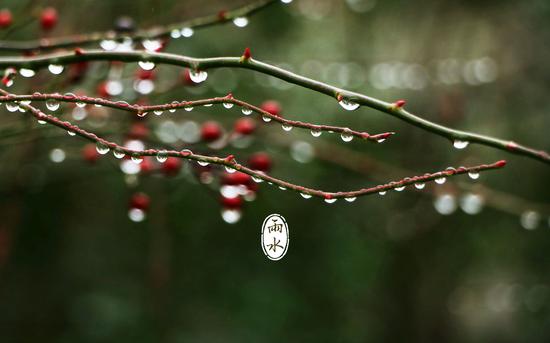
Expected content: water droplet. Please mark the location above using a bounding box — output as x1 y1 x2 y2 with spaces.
19 68 35 78
281 0 293 3
394 186 405 192
241 107 253 115
233 17 249 28
338 98 360 111
414 182 425 189
340 131 353 142
67 130 76 136
189 70 208 83
183 105 193 112
76 102 86 108
344 197 356 202
225 166 236 173
137 111 147 118
310 129 322 137
324 198 337 204
435 177 446 185
377 138 386 143
453 140 469 149
156 150 168 162
169 101 179 113
468 171 480 180
378 191 386 195
521 211 540 230
95 142 110 155
170 29 181 39
221 209 241 224
154 110 163 116
131 154 143 164
223 102 234 109
5 103 19 112
203 103 213 107
20 100 31 106
300 193 312 199
278 186 287 190
138 61 155 71
37 119 47 125
181 27 194 37
281 124 293 132
128 208 146 222
262 115 272 122
48 64 64 75
113 150 125 159
142 39 162 52
100 39 117 51
197 160 209 166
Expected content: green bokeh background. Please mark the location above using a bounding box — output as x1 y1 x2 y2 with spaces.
0 0 549 342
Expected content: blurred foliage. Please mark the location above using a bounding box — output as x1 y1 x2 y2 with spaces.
0 0 549 342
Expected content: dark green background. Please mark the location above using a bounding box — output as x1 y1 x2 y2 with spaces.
0 0 549 342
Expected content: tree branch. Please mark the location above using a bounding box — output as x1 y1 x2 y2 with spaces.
0 49 547 164
0 0 280 52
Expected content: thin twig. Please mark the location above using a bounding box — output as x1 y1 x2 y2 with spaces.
0 92 394 142
0 0 280 52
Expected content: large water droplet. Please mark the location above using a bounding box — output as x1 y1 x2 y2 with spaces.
131 154 143 164
453 140 469 149
378 191 387 195
340 131 353 142
252 175 263 183
67 130 76 136
435 177 446 184
282 124 293 132
262 115 272 122
76 102 86 108
233 17 249 28
225 166 236 173
344 197 356 202
324 198 337 204
223 102 234 109
5 102 19 112
197 160 209 166
48 64 64 75
241 107 253 115
414 182 425 189
189 70 208 83
19 68 35 78
468 171 480 180
338 98 360 111
310 129 322 137
184 105 193 112
394 186 405 192
96 142 110 154
113 150 125 159
154 110 163 116
156 150 168 162
300 193 312 199
138 61 155 71
281 0 293 3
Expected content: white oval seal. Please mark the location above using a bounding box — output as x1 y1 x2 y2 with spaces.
261 214 289 261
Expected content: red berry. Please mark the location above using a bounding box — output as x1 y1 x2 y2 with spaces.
130 192 150 211
222 171 251 186
201 121 222 142
136 69 155 80
248 152 272 172
128 122 149 140
234 118 256 135
261 100 281 117
82 143 99 164
0 9 12 28
161 157 181 176
139 157 154 174
221 196 242 209
40 7 58 30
